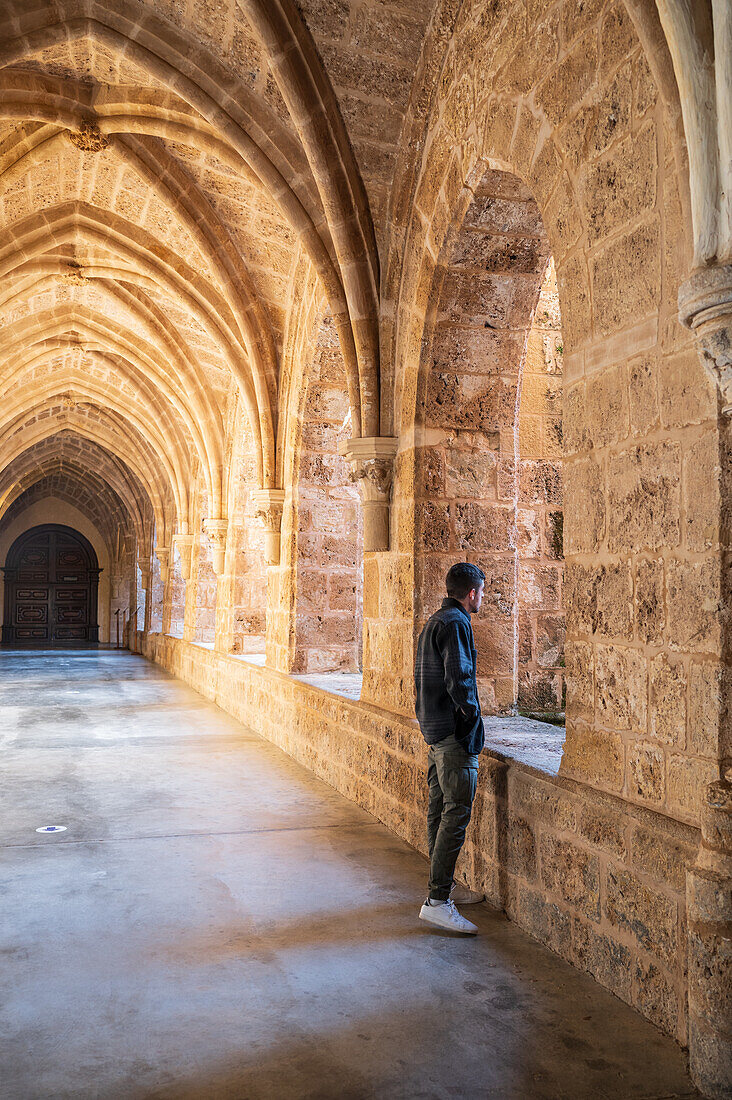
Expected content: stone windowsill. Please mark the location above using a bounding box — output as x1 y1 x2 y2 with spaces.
482 716 564 776
232 650 564 775
178 640 565 776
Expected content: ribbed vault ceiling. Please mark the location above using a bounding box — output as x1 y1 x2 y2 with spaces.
0 0 421 553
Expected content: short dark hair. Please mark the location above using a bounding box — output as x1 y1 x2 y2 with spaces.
445 562 486 599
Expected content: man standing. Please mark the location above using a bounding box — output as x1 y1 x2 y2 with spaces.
415 562 486 934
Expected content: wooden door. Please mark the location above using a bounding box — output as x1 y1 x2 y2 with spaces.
2 525 100 645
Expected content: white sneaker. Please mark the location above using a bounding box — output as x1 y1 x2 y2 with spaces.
419 898 478 934
450 881 485 905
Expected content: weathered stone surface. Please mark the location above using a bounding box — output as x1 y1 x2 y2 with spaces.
633 957 680 1037
688 661 722 758
564 561 633 638
416 501 451 550
444 449 497 498
635 558 665 645
667 754 719 819
535 614 565 667
628 740 665 804
666 557 721 652
455 502 513 550
683 431 720 552
595 644 647 730
659 352 717 429
540 835 601 921
650 654 686 745
535 31 598 125
585 124 656 243
605 866 677 963
584 365 629 447
578 807 627 859
561 724 624 789
607 443 680 554
573 918 633 1000
511 774 577 831
560 62 632 170
591 219 661 334
507 815 538 880
564 457 605 554
627 356 660 438
515 884 572 957
631 825 693 893
687 925 732 1025
563 381 590 455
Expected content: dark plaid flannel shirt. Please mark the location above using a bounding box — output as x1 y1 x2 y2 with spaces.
414 598 484 755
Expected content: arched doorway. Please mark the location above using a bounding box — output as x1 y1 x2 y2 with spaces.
2 525 100 645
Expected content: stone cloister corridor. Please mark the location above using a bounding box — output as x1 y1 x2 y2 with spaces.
1 0 731 1096
2 649 698 1099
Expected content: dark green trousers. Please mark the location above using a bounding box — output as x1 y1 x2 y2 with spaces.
426 733 479 901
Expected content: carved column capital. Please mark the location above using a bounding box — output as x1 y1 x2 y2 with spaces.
203 518 228 576
337 437 398 551
154 546 170 586
679 263 732 411
251 488 285 565
173 533 194 581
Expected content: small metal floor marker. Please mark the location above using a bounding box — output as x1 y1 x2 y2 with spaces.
36 825 67 833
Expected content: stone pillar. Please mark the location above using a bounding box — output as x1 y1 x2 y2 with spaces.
680 264 732 1100
214 570 234 654
173 534 194 581
686 779 732 1100
154 546 170 586
251 488 285 565
338 437 398 552
203 519 227 576
139 565 152 635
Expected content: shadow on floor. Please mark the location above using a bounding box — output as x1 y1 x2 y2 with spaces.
130 998 698 1100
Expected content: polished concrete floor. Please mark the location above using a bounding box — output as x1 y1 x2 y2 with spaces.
1 650 698 1100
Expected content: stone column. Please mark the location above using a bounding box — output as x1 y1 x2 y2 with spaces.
251 488 285 565
337 437 398 552
139 565 152 635
686 779 732 1100
154 546 170 586
202 519 228 576
680 264 732 1100
173 534 194 582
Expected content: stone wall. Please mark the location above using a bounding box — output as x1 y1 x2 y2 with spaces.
292 315 363 673
139 632 698 1048
219 403 267 655
516 261 565 716
185 487 217 646
166 549 186 638
377 0 722 839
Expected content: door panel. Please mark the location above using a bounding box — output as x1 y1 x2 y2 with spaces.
16 603 49 623
54 626 89 640
2 525 99 646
